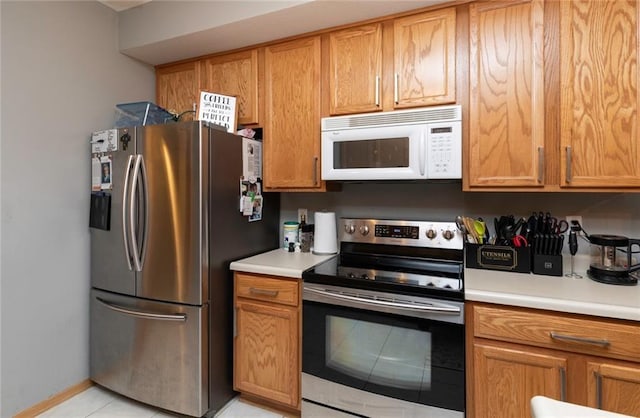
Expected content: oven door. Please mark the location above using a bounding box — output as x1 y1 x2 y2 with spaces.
302 283 465 418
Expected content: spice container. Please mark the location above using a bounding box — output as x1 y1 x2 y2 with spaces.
283 221 299 249
300 223 314 253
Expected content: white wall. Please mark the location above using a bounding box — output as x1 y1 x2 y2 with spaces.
0 2 155 415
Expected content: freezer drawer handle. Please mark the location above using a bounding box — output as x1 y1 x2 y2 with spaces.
249 287 279 297
96 297 187 322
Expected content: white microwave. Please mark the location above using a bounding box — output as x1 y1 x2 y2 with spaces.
321 105 462 181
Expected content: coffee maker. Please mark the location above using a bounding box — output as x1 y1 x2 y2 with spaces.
587 234 640 285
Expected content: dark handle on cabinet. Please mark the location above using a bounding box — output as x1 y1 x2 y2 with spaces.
313 156 319 186
560 367 567 402
595 371 603 409
550 332 610 347
538 147 544 183
375 76 380 107
565 146 572 183
249 287 279 297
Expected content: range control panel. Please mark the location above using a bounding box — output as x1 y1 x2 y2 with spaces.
340 218 463 250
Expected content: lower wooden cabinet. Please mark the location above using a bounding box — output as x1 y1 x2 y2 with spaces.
467 302 640 418
233 272 300 411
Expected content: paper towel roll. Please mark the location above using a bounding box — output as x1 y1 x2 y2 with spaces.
313 212 338 254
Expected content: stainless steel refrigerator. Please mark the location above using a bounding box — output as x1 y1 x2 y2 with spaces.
89 121 279 417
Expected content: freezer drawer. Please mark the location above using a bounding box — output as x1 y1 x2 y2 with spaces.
90 289 208 417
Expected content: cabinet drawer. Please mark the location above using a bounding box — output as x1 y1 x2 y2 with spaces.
235 273 299 306
473 304 640 362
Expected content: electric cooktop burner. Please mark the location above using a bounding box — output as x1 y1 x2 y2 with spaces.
303 218 465 300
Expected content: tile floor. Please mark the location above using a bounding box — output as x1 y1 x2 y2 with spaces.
36 385 289 418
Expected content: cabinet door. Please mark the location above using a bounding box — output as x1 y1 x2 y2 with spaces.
587 361 640 416
560 0 640 187
264 37 322 190
467 0 545 187
328 23 382 115
393 8 456 108
234 299 299 409
473 342 567 418
201 49 260 126
156 61 200 121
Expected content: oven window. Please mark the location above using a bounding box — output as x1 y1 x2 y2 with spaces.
333 137 409 169
326 316 432 390
303 300 464 412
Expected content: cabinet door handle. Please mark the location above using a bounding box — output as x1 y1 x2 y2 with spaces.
313 156 319 185
559 367 567 402
394 73 399 104
538 146 544 183
595 371 603 409
550 332 610 347
565 146 572 183
375 76 380 107
249 287 279 297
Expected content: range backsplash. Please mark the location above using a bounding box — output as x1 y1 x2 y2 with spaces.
279 182 640 257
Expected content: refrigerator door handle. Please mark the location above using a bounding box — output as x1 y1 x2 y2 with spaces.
122 155 135 271
138 155 149 270
96 297 187 322
129 155 143 272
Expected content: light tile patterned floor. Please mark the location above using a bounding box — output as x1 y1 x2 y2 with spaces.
36 385 288 418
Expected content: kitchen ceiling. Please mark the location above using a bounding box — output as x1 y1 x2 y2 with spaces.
100 0 450 66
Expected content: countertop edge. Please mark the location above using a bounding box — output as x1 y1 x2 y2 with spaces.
465 289 640 322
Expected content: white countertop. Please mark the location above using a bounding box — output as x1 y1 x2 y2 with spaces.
465 255 640 321
229 248 336 278
531 396 633 418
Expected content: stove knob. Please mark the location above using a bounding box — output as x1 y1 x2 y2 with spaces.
360 274 369 280
344 224 356 234
426 229 437 239
359 225 370 236
442 229 454 240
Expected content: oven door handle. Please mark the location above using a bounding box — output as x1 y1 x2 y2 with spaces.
304 286 461 314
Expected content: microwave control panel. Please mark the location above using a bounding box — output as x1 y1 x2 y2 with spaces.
426 121 462 179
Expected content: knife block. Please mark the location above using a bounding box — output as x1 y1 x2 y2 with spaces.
532 254 563 276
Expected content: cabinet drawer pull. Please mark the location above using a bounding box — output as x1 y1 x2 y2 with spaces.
313 156 319 186
375 75 380 107
249 287 279 297
537 146 544 183
559 367 567 401
550 332 610 347
595 371 603 409
565 146 572 183
394 73 399 104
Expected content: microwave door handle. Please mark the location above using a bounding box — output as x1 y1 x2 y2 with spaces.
419 130 426 176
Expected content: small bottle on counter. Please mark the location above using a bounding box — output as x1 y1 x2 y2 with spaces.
283 221 299 249
300 223 314 253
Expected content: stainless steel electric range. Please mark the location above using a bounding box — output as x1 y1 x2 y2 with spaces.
302 218 465 418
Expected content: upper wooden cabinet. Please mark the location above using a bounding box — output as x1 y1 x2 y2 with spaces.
328 23 383 115
263 36 323 191
156 61 200 120
559 0 640 188
467 0 545 188
201 49 260 126
393 8 457 109
327 8 456 116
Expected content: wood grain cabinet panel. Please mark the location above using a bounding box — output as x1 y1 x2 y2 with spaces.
233 273 301 410
560 0 640 187
587 361 640 415
201 49 260 126
468 303 640 418
393 8 457 108
328 23 383 115
467 0 545 187
156 61 200 120
264 36 323 191
473 342 566 418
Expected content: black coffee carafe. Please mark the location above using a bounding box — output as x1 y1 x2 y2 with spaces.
587 234 640 286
